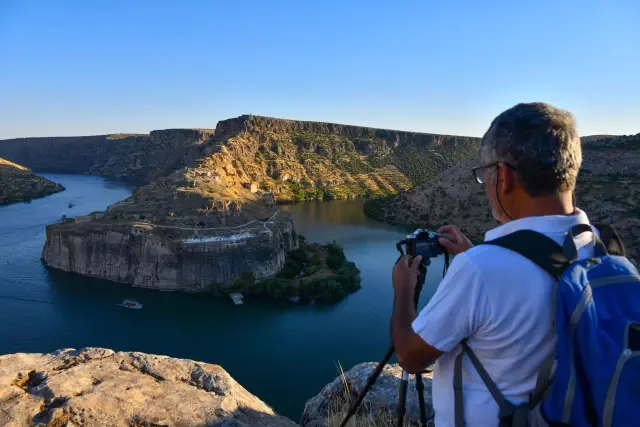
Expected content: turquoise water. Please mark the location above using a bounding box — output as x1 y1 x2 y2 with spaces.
0 174 446 420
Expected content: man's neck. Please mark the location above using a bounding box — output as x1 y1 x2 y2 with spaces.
512 192 575 220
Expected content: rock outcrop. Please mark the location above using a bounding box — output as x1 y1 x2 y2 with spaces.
0 347 297 427
0 158 64 205
301 362 434 427
365 134 640 264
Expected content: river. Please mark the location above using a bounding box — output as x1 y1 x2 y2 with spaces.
0 173 447 421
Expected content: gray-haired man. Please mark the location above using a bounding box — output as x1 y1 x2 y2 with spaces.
391 102 592 426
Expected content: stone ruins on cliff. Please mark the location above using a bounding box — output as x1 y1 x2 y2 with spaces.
0 347 297 427
0 158 64 205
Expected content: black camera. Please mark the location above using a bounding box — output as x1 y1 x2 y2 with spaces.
396 228 445 267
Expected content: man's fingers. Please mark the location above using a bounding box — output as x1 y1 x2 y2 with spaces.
409 255 423 273
438 237 456 251
437 225 457 234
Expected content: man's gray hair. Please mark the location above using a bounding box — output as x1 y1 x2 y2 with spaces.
481 102 582 197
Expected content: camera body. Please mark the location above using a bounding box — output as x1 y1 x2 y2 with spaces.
403 229 445 266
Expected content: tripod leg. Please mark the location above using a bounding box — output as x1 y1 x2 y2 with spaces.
396 371 408 427
339 345 395 427
415 373 428 427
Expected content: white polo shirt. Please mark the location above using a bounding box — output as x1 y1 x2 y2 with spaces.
412 209 595 427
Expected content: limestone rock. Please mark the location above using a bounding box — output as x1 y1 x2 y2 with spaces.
301 362 434 427
0 347 298 427
0 158 64 205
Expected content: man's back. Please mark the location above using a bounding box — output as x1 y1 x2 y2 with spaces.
412 210 595 426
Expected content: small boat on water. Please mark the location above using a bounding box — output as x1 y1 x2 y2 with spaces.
117 299 142 309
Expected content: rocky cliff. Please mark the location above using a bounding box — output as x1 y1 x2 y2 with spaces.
0 158 64 205
42 209 296 292
0 130 215 184
0 115 480 201
210 115 480 201
365 134 640 263
0 347 297 427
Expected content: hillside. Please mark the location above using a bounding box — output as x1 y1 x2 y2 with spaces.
0 115 480 202
365 133 640 263
0 158 64 205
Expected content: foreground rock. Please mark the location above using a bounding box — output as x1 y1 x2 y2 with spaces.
365 134 640 264
0 347 297 427
0 158 64 205
301 362 434 427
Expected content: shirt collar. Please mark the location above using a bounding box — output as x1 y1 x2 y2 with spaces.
484 208 590 241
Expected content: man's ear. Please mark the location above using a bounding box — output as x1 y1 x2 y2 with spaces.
498 162 515 195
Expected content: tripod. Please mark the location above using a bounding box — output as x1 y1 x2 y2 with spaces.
340 259 431 427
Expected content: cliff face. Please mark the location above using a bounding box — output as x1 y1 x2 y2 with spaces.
209 115 480 201
0 347 297 427
0 158 64 205
0 129 214 184
365 134 640 264
42 212 296 292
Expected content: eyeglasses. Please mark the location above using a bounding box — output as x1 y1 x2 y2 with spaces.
471 161 517 184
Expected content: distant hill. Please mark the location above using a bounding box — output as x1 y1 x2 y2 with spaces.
0 116 481 202
0 158 64 205
365 133 640 263
581 134 618 144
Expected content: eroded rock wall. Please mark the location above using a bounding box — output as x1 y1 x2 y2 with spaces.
42 217 296 291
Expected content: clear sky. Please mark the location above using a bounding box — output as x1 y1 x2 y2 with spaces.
1 0 638 139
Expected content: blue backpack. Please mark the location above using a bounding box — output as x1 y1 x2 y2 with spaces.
453 223 640 427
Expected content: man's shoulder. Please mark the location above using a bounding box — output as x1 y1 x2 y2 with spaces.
457 243 536 275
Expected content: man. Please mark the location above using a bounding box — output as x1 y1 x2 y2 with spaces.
391 102 594 426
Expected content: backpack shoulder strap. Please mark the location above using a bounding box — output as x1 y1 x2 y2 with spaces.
480 229 569 280
592 222 626 257
454 341 518 427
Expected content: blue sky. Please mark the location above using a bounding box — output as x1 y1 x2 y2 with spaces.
1 0 638 139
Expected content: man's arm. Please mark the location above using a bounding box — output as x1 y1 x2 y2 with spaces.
391 256 443 373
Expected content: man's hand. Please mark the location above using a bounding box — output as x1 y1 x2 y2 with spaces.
391 254 443 373
392 255 423 294
437 225 473 255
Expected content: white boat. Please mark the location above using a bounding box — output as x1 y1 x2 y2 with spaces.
117 299 142 309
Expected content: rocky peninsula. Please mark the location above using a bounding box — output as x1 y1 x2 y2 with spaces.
0 115 478 297
0 347 432 427
0 158 64 205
